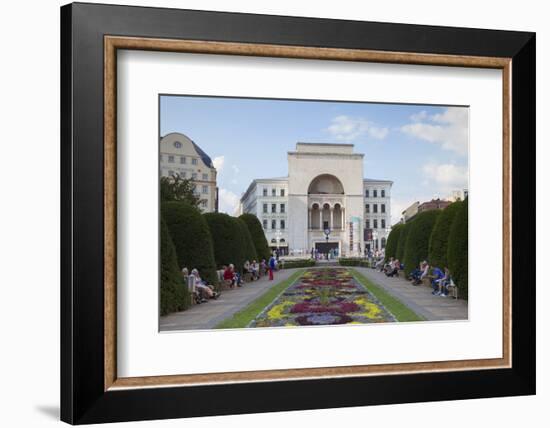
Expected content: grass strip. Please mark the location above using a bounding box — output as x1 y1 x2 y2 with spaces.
214 270 304 329
351 269 425 322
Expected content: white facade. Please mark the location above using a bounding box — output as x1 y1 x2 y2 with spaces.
160 132 218 212
240 143 392 256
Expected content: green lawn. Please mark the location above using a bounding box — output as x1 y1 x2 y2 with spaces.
351 269 425 322
215 270 304 329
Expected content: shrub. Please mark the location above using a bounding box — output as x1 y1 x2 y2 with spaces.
161 201 218 288
403 210 441 276
281 259 316 269
384 224 403 261
429 201 463 269
236 218 258 263
160 217 190 316
338 257 363 266
204 212 247 273
395 221 412 261
239 213 271 261
447 198 468 299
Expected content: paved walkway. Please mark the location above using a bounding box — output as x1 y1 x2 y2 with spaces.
355 267 468 321
160 268 298 331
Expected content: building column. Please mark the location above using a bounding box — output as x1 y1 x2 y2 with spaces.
308 208 312 230
330 208 334 231
319 209 323 230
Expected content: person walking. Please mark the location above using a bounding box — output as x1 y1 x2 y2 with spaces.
268 255 276 281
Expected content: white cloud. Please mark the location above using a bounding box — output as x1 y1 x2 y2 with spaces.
400 107 468 155
326 115 389 141
231 165 240 175
422 162 468 195
212 156 225 171
217 188 240 215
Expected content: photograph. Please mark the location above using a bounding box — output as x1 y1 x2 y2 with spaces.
158 95 469 331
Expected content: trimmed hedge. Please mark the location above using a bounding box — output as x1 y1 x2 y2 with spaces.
236 218 258 263
403 210 441 276
447 198 468 299
160 217 190 316
338 257 368 267
384 224 403 262
395 221 412 261
161 201 218 288
239 213 271 261
204 212 247 273
281 259 316 269
429 201 463 269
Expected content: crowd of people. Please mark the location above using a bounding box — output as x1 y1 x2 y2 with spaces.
377 257 453 297
180 253 279 305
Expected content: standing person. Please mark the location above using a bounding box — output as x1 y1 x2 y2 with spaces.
268 255 276 280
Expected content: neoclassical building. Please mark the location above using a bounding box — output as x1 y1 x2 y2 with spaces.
240 143 392 256
160 132 218 212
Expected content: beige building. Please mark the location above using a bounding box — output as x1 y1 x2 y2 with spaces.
240 143 392 256
160 132 218 212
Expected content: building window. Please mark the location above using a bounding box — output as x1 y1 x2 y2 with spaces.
263 188 267 196
191 158 198 165
191 172 197 180
373 204 378 213
181 172 187 178
272 188 276 196
365 189 369 198
381 237 387 248
281 189 285 197
365 204 370 213
263 219 268 229
202 185 208 194
381 219 386 229
381 204 386 213
263 204 268 213
168 155 174 163
202 173 208 180
271 204 276 213
280 220 286 229
373 189 378 197
374 219 378 229
174 141 182 148
160 155 163 162
366 219 370 229
381 189 386 198
271 220 276 229
168 170 174 176
280 204 285 213
180 156 186 164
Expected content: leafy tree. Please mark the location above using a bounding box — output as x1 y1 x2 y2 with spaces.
204 212 247 273
396 221 412 262
160 217 190 315
384 224 403 261
428 201 463 268
403 210 440 276
160 173 202 208
161 201 218 288
239 213 271 261
447 198 468 299
236 218 258 263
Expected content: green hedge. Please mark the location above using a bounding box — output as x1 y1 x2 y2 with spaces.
384 224 403 262
429 201 462 268
280 259 316 269
204 212 247 273
161 201 218 288
160 217 190 316
395 221 412 261
403 210 441 276
239 213 271 261
236 218 258 263
338 258 370 267
447 198 468 299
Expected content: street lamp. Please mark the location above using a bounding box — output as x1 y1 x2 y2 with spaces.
324 227 331 243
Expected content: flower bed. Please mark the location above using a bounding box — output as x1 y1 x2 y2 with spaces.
250 268 395 327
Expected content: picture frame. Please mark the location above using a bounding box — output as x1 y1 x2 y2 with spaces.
60 2 535 424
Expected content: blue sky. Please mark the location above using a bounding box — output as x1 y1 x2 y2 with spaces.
160 95 469 223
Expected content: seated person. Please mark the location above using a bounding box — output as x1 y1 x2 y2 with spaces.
430 266 445 295
386 259 400 277
243 260 251 278
250 260 259 280
189 268 218 301
435 267 451 296
410 261 429 285
223 264 236 288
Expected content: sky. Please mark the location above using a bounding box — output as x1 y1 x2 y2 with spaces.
160 95 469 224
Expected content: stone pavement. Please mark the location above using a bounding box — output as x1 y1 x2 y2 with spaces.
355 267 468 321
160 268 298 331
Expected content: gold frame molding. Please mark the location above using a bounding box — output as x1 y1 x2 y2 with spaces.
104 35 512 391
